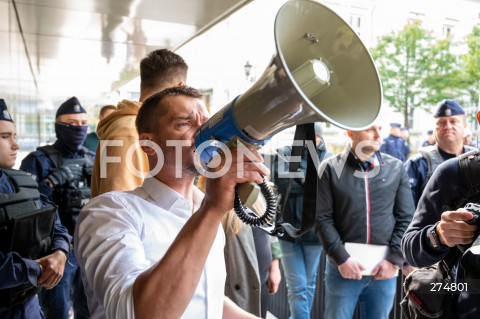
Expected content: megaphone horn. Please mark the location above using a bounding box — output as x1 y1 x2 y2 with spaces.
194 0 382 234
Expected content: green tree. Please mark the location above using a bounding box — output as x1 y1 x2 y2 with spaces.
459 26 480 116
422 36 462 105
371 20 456 127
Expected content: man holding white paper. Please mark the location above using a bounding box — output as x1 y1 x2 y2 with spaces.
315 124 415 319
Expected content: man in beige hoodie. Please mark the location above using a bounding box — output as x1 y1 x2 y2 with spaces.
91 49 188 197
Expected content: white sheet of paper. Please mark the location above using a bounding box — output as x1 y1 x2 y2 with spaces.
344 243 394 276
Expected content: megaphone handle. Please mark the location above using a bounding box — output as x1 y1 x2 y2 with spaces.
233 177 277 228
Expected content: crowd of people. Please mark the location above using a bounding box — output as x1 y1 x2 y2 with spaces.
1 47 479 319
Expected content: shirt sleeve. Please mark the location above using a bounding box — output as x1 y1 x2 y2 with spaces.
0 251 41 289
386 168 415 266
404 156 423 208
75 194 149 319
19 152 54 202
50 211 72 254
314 160 349 265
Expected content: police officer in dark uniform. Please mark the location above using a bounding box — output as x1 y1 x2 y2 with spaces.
380 122 410 162
0 99 70 319
20 97 93 319
405 99 474 207
402 110 480 318
421 129 435 147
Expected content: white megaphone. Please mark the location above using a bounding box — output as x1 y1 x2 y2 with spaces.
194 0 382 234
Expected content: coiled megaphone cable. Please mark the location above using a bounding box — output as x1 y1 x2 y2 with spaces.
233 176 277 227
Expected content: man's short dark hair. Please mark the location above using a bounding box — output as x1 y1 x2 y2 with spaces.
140 49 188 91
136 86 202 134
99 105 116 117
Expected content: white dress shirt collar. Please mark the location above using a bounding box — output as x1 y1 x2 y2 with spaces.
140 177 203 218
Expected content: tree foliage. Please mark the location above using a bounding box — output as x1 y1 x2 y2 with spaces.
371 20 471 127
459 26 480 107
371 20 434 128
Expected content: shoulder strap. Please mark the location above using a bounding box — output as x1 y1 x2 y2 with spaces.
453 150 480 209
37 145 63 168
276 123 317 238
0 169 44 227
80 146 94 167
464 145 476 153
37 145 93 168
2 169 38 188
418 146 443 189
0 169 40 205
277 125 306 224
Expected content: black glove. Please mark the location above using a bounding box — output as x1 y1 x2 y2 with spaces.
45 164 83 188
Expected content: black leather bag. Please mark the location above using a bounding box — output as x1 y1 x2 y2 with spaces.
400 260 454 319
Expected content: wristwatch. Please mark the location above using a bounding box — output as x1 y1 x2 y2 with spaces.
428 222 442 248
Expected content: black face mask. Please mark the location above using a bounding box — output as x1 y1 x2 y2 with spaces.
55 122 88 152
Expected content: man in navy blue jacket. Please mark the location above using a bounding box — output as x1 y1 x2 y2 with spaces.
20 97 93 319
380 122 410 162
402 110 480 318
0 99 70 319
405 99 473 208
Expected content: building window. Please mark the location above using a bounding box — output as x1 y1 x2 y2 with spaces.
443 24 454 38
349 14 363 35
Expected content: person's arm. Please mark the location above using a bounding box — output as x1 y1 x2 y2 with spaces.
371 259 398 280
36 250 67 290
19 152 54 201
43 193 71 254
314 159 348 265
267 258 281 294
435 210 477 247
132 149 268 319
36 209 70 290
404 157 424 208
404 142 411 159
0 251 42 289
402 158 468 267
373 167 415 280
222 297 261 319
267 237 282 294
386 167 415 266
77 147 268 319
131 198 232 318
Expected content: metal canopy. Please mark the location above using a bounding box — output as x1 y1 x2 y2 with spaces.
0 0 251 108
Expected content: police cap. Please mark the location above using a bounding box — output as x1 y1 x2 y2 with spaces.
0 99 14 123
433 99 465 118
56 97 86 119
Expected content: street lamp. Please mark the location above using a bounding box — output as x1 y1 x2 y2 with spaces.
244 60 252 81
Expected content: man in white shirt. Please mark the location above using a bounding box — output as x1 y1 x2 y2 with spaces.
74 86 267 319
